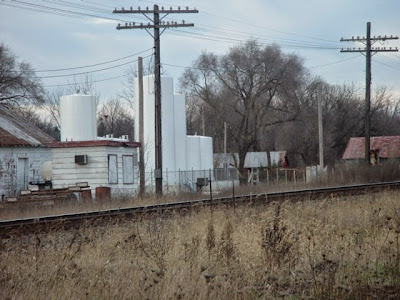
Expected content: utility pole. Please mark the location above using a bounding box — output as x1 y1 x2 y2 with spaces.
340 22 398 164
138 57 145 197
317 85 324 173
114 5 198 195
224 122 227 154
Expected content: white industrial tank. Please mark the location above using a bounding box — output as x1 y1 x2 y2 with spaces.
40 161 52 181
60 94 97 142
200 136 213 170
173 94 187 171
186 135 201 170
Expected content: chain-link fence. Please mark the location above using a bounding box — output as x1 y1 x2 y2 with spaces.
143 168 239 192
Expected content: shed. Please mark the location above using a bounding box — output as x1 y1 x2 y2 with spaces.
214 152 269 169
342 136 400 162
0 105 54 198
49 140 140 197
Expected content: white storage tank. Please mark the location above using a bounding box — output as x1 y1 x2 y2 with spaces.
60 94 97 142
134 76 176 173
186 135 201 170
173 94 187 171
200 136 213 170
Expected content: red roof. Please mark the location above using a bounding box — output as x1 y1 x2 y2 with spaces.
48 140 140 148
0 105 55 147
342 136 400 159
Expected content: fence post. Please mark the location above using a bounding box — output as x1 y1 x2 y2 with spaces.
285 169 288 184
192 167 194 191
276 168 279 183
209 169 213 201
151 169 154 192
178 169 181 193
166 168 169 192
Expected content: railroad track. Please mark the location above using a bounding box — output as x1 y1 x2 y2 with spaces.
1 181 399 237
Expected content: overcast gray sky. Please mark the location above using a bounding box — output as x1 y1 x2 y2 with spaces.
1 0 400 100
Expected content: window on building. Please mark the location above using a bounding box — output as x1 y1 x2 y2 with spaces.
108 154 118 184
122 155 134 184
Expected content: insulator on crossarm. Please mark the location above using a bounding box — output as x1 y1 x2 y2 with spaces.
146 6 148 10
130 7 132 11
162 6 164 10
178 6 181 10
182 20 185 24
170 6 172 10
122 7 124 11
186 6 189 10
138 6 141 10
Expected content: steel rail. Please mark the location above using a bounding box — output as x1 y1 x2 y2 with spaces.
1 181 399 236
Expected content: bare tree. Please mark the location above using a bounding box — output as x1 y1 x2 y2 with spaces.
180 40 305 181
97 98 134 140
0 43 44 105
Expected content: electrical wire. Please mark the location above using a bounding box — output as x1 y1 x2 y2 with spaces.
43 74 125 87
36 48 153 72
37 53 153 78
309 55 362 69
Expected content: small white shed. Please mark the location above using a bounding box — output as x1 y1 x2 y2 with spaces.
49 140 140 197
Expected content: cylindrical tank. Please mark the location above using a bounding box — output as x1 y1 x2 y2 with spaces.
40 161 52 181
134 76 176 173
186 135 201 170
60 94 97 142
200 136 213 170
173 94 187 171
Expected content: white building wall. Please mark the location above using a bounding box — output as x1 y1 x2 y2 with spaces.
51 146 139 197
0 147 51 197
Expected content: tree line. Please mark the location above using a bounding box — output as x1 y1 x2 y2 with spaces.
1 41 400 176
180 40 400 175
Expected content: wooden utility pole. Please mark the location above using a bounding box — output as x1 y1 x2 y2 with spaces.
114 5 198 195
317 85 324 172
138 57 145 196
340 22 398 164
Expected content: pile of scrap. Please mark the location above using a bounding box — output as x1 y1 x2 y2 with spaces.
0 182 91 208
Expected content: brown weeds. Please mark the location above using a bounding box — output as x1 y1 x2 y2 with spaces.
1 191 400 299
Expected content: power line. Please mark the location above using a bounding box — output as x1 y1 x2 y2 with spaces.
1 0 144 23
43 74 125 88
309 55 362 68
167 29 340 50
36 48 153 72
37 53 153 78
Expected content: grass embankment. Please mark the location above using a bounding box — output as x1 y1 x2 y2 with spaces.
2 191 400 299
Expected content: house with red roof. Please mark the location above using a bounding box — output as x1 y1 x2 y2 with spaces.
342 136 400 164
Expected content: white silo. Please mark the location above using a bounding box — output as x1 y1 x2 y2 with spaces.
200 136 214 170
60 94 97 141
134 76 176 173
186 135 201 170
173 94 187 172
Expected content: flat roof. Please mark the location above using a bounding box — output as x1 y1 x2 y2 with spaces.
48 140 140 148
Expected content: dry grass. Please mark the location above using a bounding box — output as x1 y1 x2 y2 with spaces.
1 190 400 299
